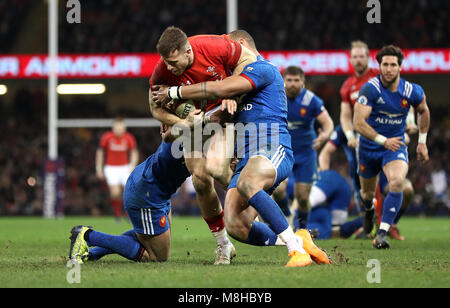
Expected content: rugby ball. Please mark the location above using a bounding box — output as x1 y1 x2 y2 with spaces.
174 99 196 119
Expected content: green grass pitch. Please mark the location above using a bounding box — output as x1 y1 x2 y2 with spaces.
0 216 448 288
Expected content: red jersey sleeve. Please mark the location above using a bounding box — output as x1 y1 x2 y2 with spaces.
339 77 352 104
125 133 137 150
99 131 112 149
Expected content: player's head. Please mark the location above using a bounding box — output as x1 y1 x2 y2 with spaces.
350 40 370 75
376 45 404 85
228 29 258 54
157 26 193 76
112 117 126 136
283 66 305 98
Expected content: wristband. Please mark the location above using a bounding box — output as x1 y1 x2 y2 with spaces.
344 130 355 141
418 132 427 144
374 134 387 145
168 86 182 100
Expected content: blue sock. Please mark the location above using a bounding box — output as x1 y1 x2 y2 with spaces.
276 196 291 217
381 191 403 226
393 207 406 224
339 217 363 238
248 190 289 235
85 229 145 261
296 209 309 229
89 229 139 261
245 221 279 246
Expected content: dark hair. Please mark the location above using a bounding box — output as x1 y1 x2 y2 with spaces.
156 26 189 58
376 45 404 66
228 29 257 50
283 65 305 79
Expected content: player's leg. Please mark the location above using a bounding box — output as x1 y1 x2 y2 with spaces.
104 165 124 221
359 175 378 234
235 155 312 267
307 206 332 240
272 179 291 218
389 178 413 240
184 150 234 264
374 159 409 249
204 125 234 188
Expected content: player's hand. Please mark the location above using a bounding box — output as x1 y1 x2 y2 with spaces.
151 85 171 106
221 99 238 115
406 123 418 135
182 109 204 129
312 134 328 150
383 136 405 152
416 143 429 162
347 138 358 148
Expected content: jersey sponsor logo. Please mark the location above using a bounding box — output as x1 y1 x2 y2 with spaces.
300 107 307 116
358 95 368 105
242 103 253 111
378 110 404 118
109 140 128 151
375 117 403 125
401 98 409 108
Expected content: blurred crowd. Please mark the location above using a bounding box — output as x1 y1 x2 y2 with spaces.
55 0 450 54
0 88 448 217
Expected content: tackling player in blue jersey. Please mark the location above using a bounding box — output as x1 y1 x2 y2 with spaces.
69 126 192 264
306 170 363 239
283 66 334 229
353 45 430 249
152 30 330 267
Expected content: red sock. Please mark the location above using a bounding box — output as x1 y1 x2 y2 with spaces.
111 199 121 218
203 211 226 233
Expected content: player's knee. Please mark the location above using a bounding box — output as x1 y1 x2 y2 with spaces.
388 176 404 192
192 173 213 195
236 177 257 199
403 179 414 196
360 190 375 201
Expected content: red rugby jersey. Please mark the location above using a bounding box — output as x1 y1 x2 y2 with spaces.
99 131 136 166
340 68 379 109
150 34 242 110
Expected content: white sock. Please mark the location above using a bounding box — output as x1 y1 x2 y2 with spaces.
278 228 306 254
213 228 231 246
380 222 390 232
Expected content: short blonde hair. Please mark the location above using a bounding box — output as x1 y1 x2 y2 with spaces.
350 40 370 56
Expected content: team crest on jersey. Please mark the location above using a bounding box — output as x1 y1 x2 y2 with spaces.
159 215 167 228
401 98 409 108
358 95 368 105
246 66 254 72
300 107 307 116
359 164 366 173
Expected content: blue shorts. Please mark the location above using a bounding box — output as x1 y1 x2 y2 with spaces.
292 150 318 184
229 144 294 195
123 164 171 236
357 145 408 179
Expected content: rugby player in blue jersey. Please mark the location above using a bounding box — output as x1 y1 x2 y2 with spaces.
69 125 191 264
353 45 430 249
283 66 334 230
152 30 330 267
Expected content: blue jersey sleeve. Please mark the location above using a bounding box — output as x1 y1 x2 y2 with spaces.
329 125 346 147
311 96 325 118
410 83 424 107
240 61 275 90
357 83 378 108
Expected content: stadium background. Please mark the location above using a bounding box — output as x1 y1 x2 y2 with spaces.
0 0 449 219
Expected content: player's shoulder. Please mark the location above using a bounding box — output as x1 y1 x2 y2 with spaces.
400 78 424 101
362 76 382 95
101 130 114 138
340 74 356 92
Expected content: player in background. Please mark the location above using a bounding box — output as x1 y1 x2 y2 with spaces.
96 117 138 222
306 170 363 239
353 45 430 249
149 26 257 264
283 66 334 230
339 41 379 149
69 125 190 264
152 30 331 267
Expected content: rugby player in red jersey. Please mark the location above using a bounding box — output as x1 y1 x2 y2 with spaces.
149 26 257 265
96 117 138 222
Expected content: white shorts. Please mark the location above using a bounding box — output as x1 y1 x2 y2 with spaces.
104 165 131 186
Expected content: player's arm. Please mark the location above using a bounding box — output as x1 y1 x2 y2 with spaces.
353 101 405 152
129 149 139 169
340 102 357 148
318 141 337 171
153 75 253 103
406 108 418 135
149 88 186 126
313 109 334 150
95 148 105 179
415 94 430 162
